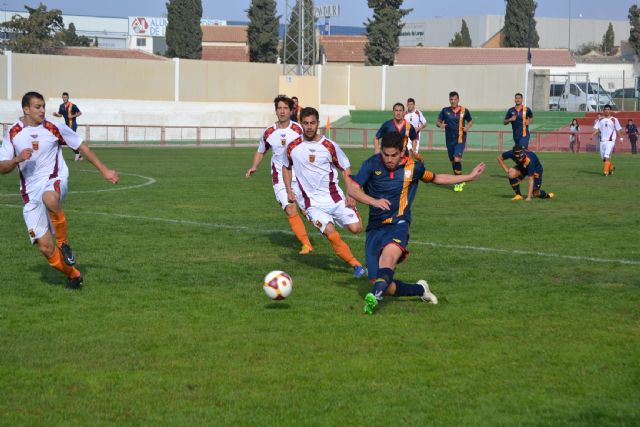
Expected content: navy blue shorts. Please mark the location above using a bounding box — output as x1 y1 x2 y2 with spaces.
446 140 466 161
515 166 543 190
514 134 530 149
365 221 410 281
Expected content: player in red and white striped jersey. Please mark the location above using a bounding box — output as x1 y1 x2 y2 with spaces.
245 95 313 255
282 107 366 278
0 91 118 289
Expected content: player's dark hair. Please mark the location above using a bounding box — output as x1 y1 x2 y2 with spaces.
273 95 294 111
381 132 404 151
513 144 525 157
22 91 44 108
392 102 405 111
515 92 523 98
292 96 298 101
603 104 612 110
300 106 319 121
407 98 415 104
62 92 69 97
449 91 459 98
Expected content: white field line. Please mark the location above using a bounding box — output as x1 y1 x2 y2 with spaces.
0 171 156 196
1 203 638 267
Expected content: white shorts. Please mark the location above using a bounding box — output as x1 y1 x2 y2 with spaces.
273 180 303 210
305 199 360 234
600 140 615 160
23 178 67 244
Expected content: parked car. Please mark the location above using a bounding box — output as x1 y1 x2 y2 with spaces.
612 88 639 111
558 82 617 112
549 83 564 110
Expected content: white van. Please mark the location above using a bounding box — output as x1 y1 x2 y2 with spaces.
557 82 616 112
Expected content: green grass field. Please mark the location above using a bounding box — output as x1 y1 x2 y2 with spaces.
1 147 639 425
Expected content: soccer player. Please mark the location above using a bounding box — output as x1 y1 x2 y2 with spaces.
289 96 301 123
347 132 485 314
282 107 366 278
503 92 534 148
404 98 427 155
436 91 473 192
497 144 554 201
0 91 119 289
373 102 418 159
53 92 83 161
593 104 623 176
625 119 637 155
245 95 313 255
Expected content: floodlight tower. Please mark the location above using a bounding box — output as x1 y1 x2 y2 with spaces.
283 0 316 76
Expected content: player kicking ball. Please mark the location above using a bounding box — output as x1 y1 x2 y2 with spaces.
347 132 485 314
0 91 119 289
497 144 554 201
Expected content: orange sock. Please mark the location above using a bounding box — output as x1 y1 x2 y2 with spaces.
287 213 312 248
609 161 614 172
49 209 68 247
603 160 610 174
326 231 360 267
47 247 81 278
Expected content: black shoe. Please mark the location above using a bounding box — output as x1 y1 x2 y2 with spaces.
60 243 76 266
66 274 83 290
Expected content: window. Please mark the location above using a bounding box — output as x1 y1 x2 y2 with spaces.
570 84 581 96
136 38 146 47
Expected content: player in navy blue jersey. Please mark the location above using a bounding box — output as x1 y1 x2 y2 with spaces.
503 93 534 148
348 132 486 314
437 91 473 192
497 144 554 201
373 102 419 160
53 92 83 161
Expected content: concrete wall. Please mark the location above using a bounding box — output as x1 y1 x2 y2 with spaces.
320 65 349 105
385 66 429 109
350 66 383 110
10 53 174 101
0 55 6 100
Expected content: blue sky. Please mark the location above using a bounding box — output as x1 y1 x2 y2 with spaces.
0 0 635 26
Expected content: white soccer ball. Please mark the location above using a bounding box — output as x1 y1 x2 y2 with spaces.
263 270 293 300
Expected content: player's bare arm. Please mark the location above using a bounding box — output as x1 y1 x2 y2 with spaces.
346 177 391 210
436 119 446 129
526 175 535 201
0 148 33 174
463 120 474 132
340 168 357 208
432 162 485 185
245 152 265 178
53 111 61 117
504 113 516 125
282 166 296 203
497 156 510 173
373 137 380 154
78 144 119 184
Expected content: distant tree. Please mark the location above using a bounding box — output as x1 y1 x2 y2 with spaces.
449 19 472 47
629 5 640 58
365 0 412 65
576 42 600 56
165 0 202 59
247 0 279 63
0 3 64 54
503 0 539 48
601 22 615 56
283 0 315 67
56 22 92 47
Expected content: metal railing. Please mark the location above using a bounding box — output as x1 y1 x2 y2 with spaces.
1 123 635 153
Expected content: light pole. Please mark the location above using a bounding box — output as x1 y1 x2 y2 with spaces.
568 0 571 51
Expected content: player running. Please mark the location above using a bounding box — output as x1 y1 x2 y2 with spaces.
0 91 119 289
373 102 419 160
246 95 313 255
282 107 366 278
503 92 534 149
348 132 485 314
436 91 473 192
497 144 554 201
404 98 427 156
592 104 623 176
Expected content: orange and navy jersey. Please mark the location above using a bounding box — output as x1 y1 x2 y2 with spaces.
501 149 543 176
375 119 417 156
350 155 435 231
438 106 472 144
58 102 80 129
505 105 533 139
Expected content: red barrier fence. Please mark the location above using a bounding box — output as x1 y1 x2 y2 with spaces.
1 123 635 153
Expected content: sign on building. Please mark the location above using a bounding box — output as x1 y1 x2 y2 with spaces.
314 4 340 19
128 16 226 37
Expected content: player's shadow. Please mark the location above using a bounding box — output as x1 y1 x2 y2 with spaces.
29 263 129 287
579 170 607 175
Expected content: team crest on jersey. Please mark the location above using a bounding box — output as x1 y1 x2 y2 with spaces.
404 169 412 179
374 170 382 175
280 134 287 146
31 140 39 150
28 229 35 238
309 154 316 163
393 238 401 243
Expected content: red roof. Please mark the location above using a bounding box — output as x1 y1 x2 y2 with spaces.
60 47 167 61
202 46 249 62
395 47 575 66
320 35 367 63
